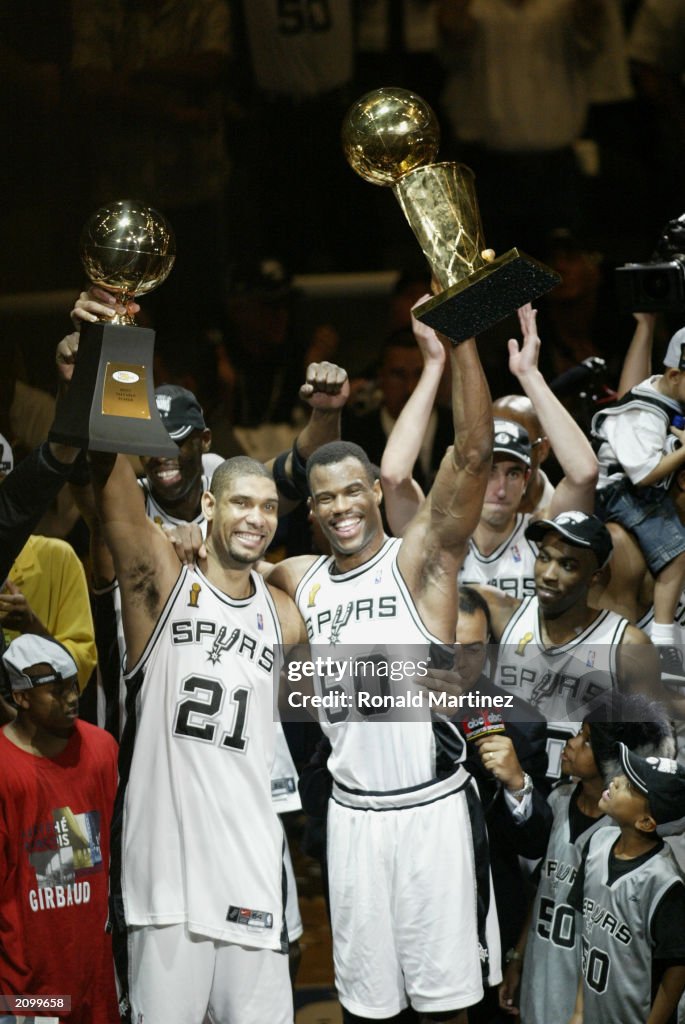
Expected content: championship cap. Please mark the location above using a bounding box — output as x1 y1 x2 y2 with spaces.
618 742 685 825
0 433 14 477
3 634 78 692
525 511 613 568
492 419 531 467
155 385 206 443
663 327 685 371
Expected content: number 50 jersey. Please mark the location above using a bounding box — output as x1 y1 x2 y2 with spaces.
111 566 287 952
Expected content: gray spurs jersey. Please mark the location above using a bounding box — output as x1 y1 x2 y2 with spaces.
576 827 685 1024
519 783 608 1024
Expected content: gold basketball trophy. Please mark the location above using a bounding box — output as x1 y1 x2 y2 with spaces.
50 200 177 455
342 88 561 342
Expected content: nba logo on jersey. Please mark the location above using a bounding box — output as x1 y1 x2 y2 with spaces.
586 650 596 668
257 613 264 631
512 545 521 563
374 570 383 584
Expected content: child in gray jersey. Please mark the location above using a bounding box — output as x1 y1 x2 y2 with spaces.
567 743 685 1024
500 694 674 1023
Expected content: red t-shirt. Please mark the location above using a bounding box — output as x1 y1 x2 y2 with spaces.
0 721 119 1023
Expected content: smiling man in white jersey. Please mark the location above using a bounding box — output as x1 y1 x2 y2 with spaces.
267 317 497 1023
479 511 665 780
57 343 308 1024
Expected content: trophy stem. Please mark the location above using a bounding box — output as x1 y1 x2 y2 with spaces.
392 162 487 291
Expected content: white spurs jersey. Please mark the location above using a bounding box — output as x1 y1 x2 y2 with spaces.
103 456 301 812
496 597 629 777
295 537 448 792
520 783 609 1024
459 513 537 599
141 452 224 534
112 566 288 949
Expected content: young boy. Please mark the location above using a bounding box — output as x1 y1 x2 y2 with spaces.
592 351 685 683
567 743 685 1024
500 695 674 1023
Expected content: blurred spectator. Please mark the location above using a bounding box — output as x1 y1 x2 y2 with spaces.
355 0 443 109
227 0 356 271
0 1 80 292
535 230 635 385
343 325 453 492
629 0 685 227
437 0 607 255
211 259 341 445
70 0 232 334
1 351 80 542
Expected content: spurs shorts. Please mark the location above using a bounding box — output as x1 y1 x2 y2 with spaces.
327 767 501 1018
126 923 292 1024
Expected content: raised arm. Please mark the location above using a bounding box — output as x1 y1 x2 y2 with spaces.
380 297 446 536
618 313 656 397
398 327 493 638
509 305 598 517
265 361 349 513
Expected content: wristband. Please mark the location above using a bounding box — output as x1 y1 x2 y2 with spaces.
290 438 310 498
39 441 76 477
272 451 302 503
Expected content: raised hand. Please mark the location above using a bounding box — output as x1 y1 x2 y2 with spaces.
411 295 447 368
508 304 541 380
299 362 349 411
70 287 141 329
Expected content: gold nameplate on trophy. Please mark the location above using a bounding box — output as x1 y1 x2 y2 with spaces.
102 362 152 418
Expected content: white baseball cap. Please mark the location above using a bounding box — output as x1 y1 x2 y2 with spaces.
663 328 685 370
3 635 78 691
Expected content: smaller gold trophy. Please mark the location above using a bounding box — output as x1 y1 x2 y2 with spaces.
342 88 560 342
51 200 177 455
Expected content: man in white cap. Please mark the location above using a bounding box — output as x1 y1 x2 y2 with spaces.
0 634 119 1023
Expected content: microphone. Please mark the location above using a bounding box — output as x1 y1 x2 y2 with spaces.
461 711 506 742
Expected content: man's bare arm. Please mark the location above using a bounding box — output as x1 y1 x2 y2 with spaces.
380 297 445 536
399 332 493 638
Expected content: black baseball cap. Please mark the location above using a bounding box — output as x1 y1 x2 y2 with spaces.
155 385 206 443
525 511 613 568
619 742 685 825
226 257 293 302
492 419 531 467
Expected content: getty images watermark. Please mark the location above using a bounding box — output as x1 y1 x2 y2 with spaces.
274 643 517 723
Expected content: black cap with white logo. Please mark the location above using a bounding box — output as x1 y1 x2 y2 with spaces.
525 511 613 568
492 419 531 467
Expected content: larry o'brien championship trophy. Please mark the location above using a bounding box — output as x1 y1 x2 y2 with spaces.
50 200 177 456
342 88 561 341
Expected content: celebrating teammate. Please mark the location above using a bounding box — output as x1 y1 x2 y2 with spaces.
267 312 497 1023
57 331 308 1024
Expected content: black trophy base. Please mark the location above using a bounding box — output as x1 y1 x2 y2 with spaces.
50 320 178 457
414 248 561 343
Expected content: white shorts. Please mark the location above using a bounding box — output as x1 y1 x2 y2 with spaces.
282 829 303 942
127 923 293 1024
327 768 502 1019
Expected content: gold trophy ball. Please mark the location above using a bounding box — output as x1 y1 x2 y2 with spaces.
342 87 440 186
80 200 176 307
